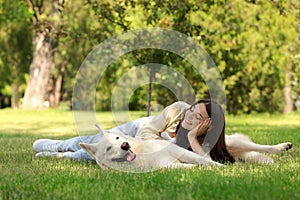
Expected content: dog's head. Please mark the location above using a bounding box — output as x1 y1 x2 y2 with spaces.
80 125 136 168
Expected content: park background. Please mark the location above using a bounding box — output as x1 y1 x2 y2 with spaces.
0 0 299 114
0 1 300 199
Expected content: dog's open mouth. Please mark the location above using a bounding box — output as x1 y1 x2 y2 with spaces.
111 150 136 162
111 142 136 162
122 142 136 161
125 149 136 161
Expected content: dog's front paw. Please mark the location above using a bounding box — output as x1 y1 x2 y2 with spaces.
202 158 224 167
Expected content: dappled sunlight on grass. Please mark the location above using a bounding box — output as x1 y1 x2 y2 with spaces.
227 112 300 126
226 113 300 146
0 109 147 137
0 109 299 199
1 109 75 137
1 122 76 137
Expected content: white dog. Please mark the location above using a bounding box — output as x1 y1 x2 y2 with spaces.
79 125 223 172
80 125 293 171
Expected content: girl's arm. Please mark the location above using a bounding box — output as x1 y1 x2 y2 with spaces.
187 118 211 156
135 101 189 139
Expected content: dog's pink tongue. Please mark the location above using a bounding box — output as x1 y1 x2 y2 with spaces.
127 150 136 161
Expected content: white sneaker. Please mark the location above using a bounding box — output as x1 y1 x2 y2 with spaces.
35 152 63 158
33 139 63 152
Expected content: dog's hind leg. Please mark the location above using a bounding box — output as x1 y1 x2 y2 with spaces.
225 134 293 155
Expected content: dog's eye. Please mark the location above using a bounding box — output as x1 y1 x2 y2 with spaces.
106 146 112 152
116 137 119 140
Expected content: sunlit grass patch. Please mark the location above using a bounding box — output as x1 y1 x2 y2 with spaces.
0 109 299 199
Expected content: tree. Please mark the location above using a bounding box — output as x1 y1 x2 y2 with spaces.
273 0 300 113
1 0 298 114
0 0 32 108
22 0 65 109
190 0 297 113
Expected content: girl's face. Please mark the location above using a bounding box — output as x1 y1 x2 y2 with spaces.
181 103 209 130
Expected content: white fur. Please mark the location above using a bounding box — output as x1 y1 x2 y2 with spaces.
225 133 293 164
80 125 223 172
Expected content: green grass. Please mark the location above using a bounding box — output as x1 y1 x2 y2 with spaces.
0 109 299 200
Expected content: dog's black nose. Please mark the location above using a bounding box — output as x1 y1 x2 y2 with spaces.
121 142 130 151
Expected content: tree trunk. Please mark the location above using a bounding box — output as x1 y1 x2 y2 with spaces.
283 71 293 113
49 65 65 108
54 66 65 107
11 77 21 108
23 0 64 109
11 66 22 108
22 30 54 109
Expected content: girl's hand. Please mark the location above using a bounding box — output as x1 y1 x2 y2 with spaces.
196 118 211 136
188 118 211 138
187 118 211 156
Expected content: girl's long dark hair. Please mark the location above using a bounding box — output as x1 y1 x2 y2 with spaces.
176 99 235 164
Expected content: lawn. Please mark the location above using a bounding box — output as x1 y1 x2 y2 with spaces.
0 109 299 200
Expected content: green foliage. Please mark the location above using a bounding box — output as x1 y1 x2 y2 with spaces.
0 0 299 113
0 0 32 24
82 0 299 113
190 0 297 113
0 0 32 100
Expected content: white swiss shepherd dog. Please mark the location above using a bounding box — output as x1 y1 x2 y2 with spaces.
80 125 223 172
80 125 292 171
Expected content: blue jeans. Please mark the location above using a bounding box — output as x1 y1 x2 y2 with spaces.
59 117 147 161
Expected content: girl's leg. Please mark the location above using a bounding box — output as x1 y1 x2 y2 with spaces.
33 117 148 153
59 134 101 152
33 134 101 152
109 117 148 137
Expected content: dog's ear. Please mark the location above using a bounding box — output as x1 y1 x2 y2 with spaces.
95 124 106 136
80 142 98 158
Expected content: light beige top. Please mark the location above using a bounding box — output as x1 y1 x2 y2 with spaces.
135 101 190 139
